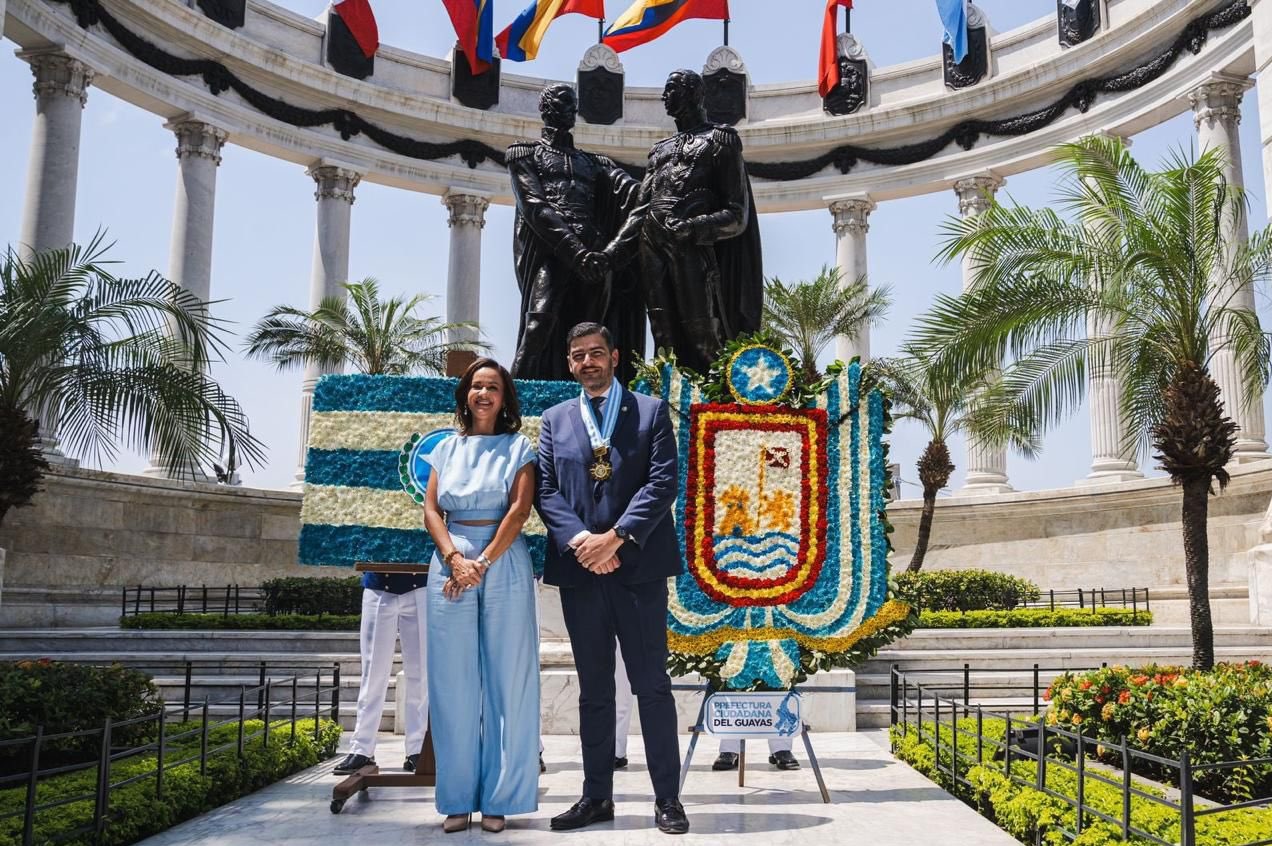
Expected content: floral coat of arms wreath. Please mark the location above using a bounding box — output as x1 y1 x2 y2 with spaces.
640 336 916 691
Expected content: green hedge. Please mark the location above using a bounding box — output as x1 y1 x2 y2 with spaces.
260 576 362 616
1045 662 1272 804
0 662 162 776
896 569 1041 612
121 613 361 631
0 717 341 846
918 608 1152 629
892 718 1272 845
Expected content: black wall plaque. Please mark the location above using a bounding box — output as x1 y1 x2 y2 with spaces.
1059 0 1100 47
824 56 868 116
452 46 500 111
578 66 624 125
196 0 245 29
704 67 746 126
326 11 374 80
943 25 988 90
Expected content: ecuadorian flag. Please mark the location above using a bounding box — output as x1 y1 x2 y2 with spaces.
603 0 729 54
497 0 603 62
442 0 496 73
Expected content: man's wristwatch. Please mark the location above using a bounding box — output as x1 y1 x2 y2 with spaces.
614 525 631 543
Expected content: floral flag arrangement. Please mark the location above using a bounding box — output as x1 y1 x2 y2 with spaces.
298 375 576 568
638 334 915 690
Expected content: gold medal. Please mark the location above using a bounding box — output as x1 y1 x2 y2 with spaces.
589 447 613 481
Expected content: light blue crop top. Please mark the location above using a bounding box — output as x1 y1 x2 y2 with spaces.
426 432 536 521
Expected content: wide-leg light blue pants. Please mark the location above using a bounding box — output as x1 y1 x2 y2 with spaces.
427 523 540 816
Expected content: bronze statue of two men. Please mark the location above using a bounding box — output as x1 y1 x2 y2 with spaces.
508 70 763 380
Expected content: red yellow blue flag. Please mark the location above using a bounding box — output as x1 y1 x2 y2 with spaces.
442 0 496 74
603 0 730 54
496 0 603 62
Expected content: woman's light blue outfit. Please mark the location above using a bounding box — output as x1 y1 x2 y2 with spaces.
426 432 540 816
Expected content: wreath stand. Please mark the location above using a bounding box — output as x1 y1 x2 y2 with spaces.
674 683 840 804
329 563 436 814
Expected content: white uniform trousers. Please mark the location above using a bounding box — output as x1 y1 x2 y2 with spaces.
614 645 635 757
719 737 794 754
350 587 428 759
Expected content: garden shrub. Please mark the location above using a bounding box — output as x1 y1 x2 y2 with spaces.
0 717 340 846
895 569 1041 612
260 576 362 616
0 661 162 776
1044 661 1272 804
918 608 1151 628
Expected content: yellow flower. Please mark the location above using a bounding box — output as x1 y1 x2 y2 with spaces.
1137 727 1151 744
1101 703 1115 722
1071 714 1084 726
1173 677 1188 688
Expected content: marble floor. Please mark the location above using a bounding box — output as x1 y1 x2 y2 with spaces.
137 730 1018 845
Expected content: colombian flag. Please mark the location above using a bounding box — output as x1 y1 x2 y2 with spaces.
443 0 496 74
603 0 730 54
818 0 852 97
497 0 603 62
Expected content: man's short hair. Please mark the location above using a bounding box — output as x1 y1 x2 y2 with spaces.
668 69 705 106
567 322 614 350
539 83 577 118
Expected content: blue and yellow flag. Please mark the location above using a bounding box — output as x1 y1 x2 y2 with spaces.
496 0 603 62
603 0 729 54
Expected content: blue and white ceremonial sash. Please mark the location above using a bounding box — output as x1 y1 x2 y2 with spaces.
580 377 622 480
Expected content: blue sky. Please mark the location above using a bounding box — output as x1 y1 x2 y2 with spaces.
0 1 1266 494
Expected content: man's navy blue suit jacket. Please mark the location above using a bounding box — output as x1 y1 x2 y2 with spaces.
536 387 683 588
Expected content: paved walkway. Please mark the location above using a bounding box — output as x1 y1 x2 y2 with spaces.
138 731 1018 845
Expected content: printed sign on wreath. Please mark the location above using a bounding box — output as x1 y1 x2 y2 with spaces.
704 691 802 738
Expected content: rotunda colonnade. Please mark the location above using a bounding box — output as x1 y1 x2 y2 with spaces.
3 0 1269 490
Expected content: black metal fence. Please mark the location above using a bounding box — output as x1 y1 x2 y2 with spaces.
889 665 1272 846
0 663 342 846
1017 587 1151 617
120 585 269 618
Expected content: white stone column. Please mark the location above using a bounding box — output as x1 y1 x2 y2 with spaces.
17 50 93 467
953 174 1013 495
294 164 360 489
1192 73 1267 463
442 190 489 376
144 119 228 480
1081 309 1143 484
829 196 876 363
17 50 92 258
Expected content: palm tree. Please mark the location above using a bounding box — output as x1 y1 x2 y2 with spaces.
915 136 1272 670
243 278 485 376
0 236 266 528
867 349 1038 572
762 265 891 379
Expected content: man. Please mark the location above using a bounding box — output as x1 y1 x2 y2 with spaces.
713 739 800 772
507 84 645 383
618 69 764 374
537 321 688 835
332 571 428 775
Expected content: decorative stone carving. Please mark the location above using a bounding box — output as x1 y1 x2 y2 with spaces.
1189 78 1246 131
196 0 245 30
824 33 870 116
577 43 624 125
27 52 93 106
702 45 748 126
443 192 489 229
830 197 875 237
308 165 360 204
1058 0 1100 48
172 120 227 165
953 174 1003 217
943 4 990 90
451 47 500 111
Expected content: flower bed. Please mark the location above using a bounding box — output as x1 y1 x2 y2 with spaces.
917 608 1151 628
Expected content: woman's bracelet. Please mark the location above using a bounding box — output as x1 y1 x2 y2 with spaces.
444 549 462 566
476 553 493 570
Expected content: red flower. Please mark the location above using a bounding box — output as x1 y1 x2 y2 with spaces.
1079 680 1093 691
1118 691 1131 704
1131 675 1149 686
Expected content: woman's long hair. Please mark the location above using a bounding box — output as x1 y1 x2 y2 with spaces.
454 358 522 435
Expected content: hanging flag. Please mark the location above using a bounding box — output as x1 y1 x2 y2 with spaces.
332 0 379 59
603 0 729 54
443 0 496 74
818 0 852 98
497 0 603 62
935 0 968 63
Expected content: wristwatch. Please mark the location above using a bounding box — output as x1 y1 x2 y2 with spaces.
476 553 493 569
614 525 631 543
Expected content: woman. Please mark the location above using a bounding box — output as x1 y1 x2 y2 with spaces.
424 358 540 833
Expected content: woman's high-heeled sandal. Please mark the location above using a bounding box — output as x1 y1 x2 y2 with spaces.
481 815 506 833
443 814 471 833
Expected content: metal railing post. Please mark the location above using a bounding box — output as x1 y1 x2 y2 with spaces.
1036 722 1047 791
237 688 246 758
200 700 209 776
889 665 898 730
264 682 272 749
156 711 166 800
1179 748 1195 846
963 663 970 719
291 676 298 741
1120 737 1132 840
975 707 983 766
314 670 323 742
183 661 193 723
1032 664 1040 715
120 587 127 620
201 584 208 613
22 727 43 846
1075 731 1085 833
257 662 267 714
901 676 909 736
94 717 113 839
331 663 342 725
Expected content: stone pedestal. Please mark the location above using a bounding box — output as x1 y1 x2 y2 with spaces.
829 196 875 364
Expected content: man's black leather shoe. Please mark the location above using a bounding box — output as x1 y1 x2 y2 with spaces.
540 755 547 774
711 752 738 771
332 753 375 775
654 798 689 834
769 750 801 770
403 754 418 773
613 756 628 770
550 797 615 831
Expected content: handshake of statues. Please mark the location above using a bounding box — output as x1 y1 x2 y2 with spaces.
507 71 763 381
